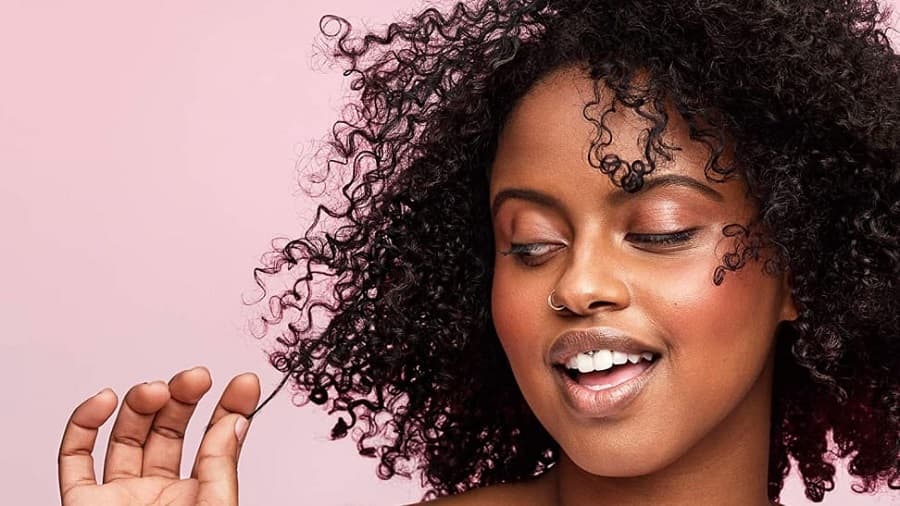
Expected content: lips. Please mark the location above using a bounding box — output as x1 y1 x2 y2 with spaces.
547 326 663 418
553 357 660 417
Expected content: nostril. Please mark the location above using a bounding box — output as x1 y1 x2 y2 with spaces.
587 300 619 310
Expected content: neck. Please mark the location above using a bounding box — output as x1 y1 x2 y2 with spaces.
543 354 777 506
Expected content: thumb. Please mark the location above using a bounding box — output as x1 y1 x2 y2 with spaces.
194 413 250 506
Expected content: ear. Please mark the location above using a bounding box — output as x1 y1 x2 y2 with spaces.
778 270 798 322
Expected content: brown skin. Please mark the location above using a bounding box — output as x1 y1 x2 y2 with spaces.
58 368 260 505
57 64 795 506
475 65 796 505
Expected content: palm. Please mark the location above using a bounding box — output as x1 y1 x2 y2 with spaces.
58 368 260 506
62 476 199 506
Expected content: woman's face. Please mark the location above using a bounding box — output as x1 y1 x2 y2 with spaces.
489 65 797 477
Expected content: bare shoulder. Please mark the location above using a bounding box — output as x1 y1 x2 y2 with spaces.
404 473 555 506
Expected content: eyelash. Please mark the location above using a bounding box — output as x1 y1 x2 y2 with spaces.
628 228 699 246
499 243 561 266
499 228 699 266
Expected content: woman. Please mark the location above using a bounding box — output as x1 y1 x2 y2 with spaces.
58 0 899 504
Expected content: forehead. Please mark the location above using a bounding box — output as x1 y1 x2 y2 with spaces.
489 65 719 196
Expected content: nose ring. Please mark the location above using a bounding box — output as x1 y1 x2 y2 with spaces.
547 290 567 311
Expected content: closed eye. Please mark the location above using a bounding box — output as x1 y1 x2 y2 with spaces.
499 243 562 266
626 228 699 248
499 228 699 267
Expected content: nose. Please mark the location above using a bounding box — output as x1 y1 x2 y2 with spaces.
550 238 631 315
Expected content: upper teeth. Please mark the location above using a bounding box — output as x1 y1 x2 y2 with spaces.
565 350 655 373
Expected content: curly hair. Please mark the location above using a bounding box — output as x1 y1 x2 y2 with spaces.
244 0 900 502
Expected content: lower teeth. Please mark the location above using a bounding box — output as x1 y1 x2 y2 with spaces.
565 366 618 380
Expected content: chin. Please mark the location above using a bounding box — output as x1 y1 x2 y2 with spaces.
562 441 682 477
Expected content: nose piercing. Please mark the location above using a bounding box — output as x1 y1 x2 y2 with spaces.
548 290 567 311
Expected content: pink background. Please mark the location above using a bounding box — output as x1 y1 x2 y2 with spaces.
1 1 898 504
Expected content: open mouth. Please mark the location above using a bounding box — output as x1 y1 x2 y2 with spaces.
554 350 660 391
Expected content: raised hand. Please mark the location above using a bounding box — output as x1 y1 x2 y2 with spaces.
58 367 261 506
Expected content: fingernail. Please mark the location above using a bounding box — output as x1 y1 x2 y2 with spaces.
234 416 249 443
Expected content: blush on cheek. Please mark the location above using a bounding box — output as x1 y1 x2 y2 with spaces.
490 265 541 364
645 255 782 403
636 253 777 357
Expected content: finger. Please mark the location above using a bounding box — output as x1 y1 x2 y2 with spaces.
205 373 261 427
191 372 259 479
102 381 170 482
58 389 119 499
194 413 249 506
141 366 212 479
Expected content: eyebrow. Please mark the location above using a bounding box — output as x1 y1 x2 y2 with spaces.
490 174 724 218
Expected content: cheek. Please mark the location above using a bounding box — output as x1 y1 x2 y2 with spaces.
490 262 547 374
641 258 781 350
635 252 783 409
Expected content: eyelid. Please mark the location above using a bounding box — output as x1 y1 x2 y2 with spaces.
499 227 700 266
498 242 564 266
502 242 562 255
626 228 700 247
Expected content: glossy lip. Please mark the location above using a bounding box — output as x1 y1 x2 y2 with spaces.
548 326 664 366
553 357 660 418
